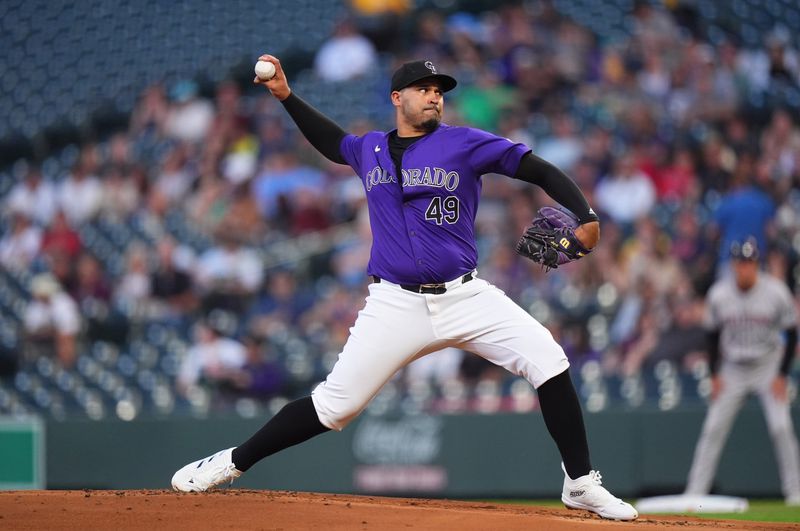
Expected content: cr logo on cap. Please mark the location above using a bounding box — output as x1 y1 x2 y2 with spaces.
424 61 437 73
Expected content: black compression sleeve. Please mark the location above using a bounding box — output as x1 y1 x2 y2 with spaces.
281 92 347 164
231 396 329 471
780 327 798 376
537 369 592 479
513 153 599 224
707 330 722 375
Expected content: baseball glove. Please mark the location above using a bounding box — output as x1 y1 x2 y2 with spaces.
515 206 592 270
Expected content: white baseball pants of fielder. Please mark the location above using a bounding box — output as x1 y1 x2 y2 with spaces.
312 275 569 431
685 354 800 500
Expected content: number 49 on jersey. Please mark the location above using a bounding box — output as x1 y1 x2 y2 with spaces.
425 196 460 225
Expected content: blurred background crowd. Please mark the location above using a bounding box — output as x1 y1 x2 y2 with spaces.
1 0 799 421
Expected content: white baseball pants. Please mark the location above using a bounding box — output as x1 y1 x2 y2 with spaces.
685 354 800 499
312 275 569 431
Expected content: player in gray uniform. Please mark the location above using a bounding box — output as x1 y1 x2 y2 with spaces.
685 238 800 503
171 56 637 520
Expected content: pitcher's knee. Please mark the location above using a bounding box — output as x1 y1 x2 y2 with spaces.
311 386 366 432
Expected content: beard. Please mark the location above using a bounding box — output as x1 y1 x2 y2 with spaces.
418 113 441 133
401 99 442 134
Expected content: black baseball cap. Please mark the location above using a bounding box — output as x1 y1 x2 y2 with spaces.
730 237 759 261
390 60 457 93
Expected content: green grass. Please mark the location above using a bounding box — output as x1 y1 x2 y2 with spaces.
485 499 800 523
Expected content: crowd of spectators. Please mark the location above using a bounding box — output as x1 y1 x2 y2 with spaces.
3 1 800 413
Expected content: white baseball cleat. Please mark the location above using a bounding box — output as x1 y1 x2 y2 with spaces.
561 464 638 521
171 447 243 492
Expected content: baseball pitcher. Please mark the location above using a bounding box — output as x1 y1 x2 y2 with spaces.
685 238 800 504
171 56 637 520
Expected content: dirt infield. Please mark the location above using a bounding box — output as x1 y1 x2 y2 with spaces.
0 490 796 530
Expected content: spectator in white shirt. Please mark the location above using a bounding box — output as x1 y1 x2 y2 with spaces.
23 274 81 367
176 321 247 397
194 229 264 315
164 80 215 144
594 152 656 226
0 211 42 271
114 244 153 317
100 165 140 221
58 162 103 224
737 26 800 92
314 18 378 82
153 143 195 207
5 164 57 226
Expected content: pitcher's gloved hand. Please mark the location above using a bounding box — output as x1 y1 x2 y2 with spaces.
515 206 593 270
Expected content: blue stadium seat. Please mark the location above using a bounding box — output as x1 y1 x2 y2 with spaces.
1 0 348 138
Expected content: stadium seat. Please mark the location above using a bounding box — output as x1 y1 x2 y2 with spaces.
2 0 798 420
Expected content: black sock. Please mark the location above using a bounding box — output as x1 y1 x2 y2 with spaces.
536 369 592 480
231 396 330 472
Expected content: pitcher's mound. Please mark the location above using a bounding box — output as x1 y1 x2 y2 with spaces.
1 490 795 530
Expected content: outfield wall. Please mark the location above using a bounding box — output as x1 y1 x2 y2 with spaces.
44 403 796 497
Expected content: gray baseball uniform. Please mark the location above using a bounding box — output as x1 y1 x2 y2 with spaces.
685 272 800 499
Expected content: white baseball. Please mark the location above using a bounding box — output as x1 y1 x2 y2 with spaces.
255 60 276 81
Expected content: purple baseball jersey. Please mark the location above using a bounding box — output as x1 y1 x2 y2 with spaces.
340 124 530 284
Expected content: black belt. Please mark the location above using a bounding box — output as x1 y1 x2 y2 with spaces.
371 272 474 294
